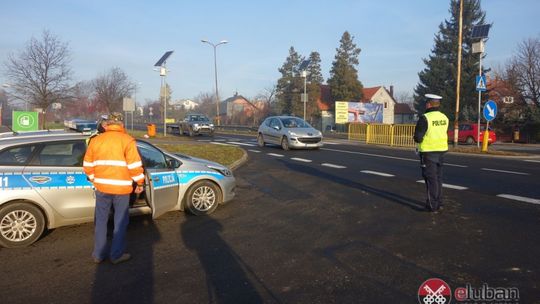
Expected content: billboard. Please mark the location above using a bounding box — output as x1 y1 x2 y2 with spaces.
334 102 383 124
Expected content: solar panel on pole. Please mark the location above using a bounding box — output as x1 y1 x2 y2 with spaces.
298 59 311 71
471 24 491 39
154 51 174 67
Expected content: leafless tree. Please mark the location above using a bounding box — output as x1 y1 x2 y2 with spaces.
4 30 73 127
93 67 136 113
507 37 540 106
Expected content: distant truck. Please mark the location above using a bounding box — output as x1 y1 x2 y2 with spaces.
168 113 215 136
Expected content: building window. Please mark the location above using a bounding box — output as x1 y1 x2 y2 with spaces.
384 102 388 109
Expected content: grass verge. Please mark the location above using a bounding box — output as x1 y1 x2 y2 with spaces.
155 143 244 167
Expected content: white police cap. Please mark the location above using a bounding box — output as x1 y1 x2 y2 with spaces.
425 94 442 100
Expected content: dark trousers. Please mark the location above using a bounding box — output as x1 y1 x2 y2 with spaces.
93 191 130 261
420 152 445 211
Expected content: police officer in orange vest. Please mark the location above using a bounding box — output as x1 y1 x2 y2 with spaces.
83 113 144 264
414 94 449 212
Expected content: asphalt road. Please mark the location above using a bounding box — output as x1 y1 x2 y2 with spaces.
0 133 539 303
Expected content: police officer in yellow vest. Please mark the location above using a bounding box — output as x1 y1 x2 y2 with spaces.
414 94 449 212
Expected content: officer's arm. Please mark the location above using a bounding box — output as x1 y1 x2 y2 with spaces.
414 115 428 143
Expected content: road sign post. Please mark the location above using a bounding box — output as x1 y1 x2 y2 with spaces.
482 100 497 152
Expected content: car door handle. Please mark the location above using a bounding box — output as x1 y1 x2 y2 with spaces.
153 177 160 182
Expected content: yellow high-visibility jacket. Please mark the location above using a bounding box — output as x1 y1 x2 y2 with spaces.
83 124 144 195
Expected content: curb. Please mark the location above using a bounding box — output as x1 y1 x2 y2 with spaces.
228 148 249 171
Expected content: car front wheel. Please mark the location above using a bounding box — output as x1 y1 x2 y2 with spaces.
466 136 475 145
0 202 45 248
281 136 290 150
185 181 221 216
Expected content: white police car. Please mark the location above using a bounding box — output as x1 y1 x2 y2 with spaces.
0 130 236 247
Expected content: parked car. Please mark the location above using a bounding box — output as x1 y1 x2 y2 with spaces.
0 130 235 247
447 122 497 145
257 116 323 150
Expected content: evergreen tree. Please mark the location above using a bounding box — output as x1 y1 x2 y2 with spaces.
276 47 303 116
328 31 364 102
414 0 487 120
306 51 323 123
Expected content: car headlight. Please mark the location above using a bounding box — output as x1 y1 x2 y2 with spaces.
288 131 297 136
207 164 232 177
193 123 199 127
209 124 214 128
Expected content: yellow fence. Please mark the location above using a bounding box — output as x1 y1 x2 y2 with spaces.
348 123 416 147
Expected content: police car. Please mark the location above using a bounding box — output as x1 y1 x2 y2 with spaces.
0 130 236 248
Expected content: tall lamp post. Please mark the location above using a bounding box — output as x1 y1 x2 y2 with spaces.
201 39 228 126
298 60 311 121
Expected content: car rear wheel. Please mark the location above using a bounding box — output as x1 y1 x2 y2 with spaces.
185 181 221 216
257 133 265 147
0 202 45 248
281 136 290 150
466 136 475 145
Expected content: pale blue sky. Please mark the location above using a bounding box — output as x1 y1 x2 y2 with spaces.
1 0 538 104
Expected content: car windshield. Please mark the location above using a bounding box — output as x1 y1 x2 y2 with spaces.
280 117 310 128
189 115 209 122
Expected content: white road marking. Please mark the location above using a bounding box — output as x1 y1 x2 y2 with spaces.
248 149 261 153
291 157 312 163
524 160 540 163
321 163 346 169
322 148 416 162
360 170 395 177
416 180 468 190
228 141 257 147
323 141 341 145
267 153 284 157
481 168 529 175
497 194 540 205
210 142 234 146
446 163 468 168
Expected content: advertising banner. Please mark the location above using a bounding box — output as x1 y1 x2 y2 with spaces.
335 102 383 124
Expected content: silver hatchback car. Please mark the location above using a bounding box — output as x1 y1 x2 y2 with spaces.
257 116 323 150
0 130 235 248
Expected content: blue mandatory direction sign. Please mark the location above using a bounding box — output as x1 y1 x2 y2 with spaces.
483 100 497 121
476 75 487 92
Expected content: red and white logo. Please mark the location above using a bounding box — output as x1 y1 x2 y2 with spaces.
418 278 452 304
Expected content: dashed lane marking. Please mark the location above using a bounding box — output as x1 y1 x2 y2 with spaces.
416 180 468 190
360 170 395 177
322 148 416 162
248 149 261 153
210 142 234 146
323 141 341 145
228 141 257 147
524 160 540 163
291 157 312 163
267 153 284 157
481 168 529 175
446 163 468 168
497 194 540 205
321 163 346 169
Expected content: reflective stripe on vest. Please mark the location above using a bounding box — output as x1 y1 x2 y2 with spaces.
419 111 449 152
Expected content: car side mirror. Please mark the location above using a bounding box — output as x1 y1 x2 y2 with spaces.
167 158 181 168
273 125 281 131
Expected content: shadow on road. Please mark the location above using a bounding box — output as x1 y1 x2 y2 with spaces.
181 215 267 304
90 216 160 303
279 160 427 212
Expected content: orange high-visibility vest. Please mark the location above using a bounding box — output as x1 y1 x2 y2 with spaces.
83 124 144 195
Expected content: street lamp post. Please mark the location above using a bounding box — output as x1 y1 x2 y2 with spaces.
201 39 228 126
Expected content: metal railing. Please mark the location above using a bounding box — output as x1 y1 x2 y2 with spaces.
348 123 416 147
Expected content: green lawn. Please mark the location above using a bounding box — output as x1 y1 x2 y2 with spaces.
155 143 245 167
